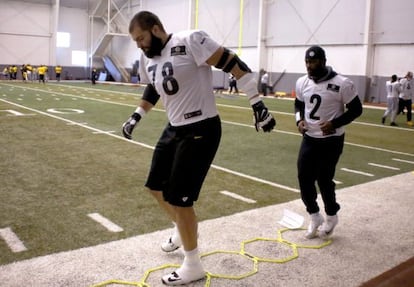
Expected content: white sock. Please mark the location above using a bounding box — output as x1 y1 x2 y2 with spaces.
181 248 202 270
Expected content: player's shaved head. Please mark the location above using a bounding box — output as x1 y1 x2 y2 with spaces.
129 11 168 58
129 11 166 34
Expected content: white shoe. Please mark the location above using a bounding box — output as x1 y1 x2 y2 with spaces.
305 212 324 239
319 215 338 240
161 236 181 252
161 267 205 286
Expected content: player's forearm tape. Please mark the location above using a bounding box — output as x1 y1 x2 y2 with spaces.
142 84 160 105
295 112 302 123
134 106 146 117
238 73 261 105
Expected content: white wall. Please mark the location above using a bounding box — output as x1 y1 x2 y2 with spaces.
0 0 51 65
373 45 414 77
56 7 89 67
1 0 414 84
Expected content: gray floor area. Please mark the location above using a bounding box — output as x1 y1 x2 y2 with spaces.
0 172 413 287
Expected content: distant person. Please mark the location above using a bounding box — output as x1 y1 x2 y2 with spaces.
20 64 27 82
38 65 46 84
122 10 275 286
44 65 49 82
91 68 97 84
1 66 8 79
261 71 269 96
397 71 413 126
55 65 62 82
26 64 33 81
32 66 38 81
12 65 17 80
295 45 363 240
382 74 401 126
228 74 238 94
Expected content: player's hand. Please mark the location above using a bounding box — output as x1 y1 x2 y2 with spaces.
297 120 308 135
252 101 276 132
320 121 336 135
122 112 141 139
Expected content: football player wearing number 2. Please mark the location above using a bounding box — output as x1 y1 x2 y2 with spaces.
295 46 363 241
122 11 275 285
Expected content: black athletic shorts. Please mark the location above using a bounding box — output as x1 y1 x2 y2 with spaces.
145 115 221 207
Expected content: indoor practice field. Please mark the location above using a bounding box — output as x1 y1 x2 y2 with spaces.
0 81 413 286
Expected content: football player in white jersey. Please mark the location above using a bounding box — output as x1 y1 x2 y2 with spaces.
398 71 413 126
382 74 401 126
122 11 275 285
294 46 363 240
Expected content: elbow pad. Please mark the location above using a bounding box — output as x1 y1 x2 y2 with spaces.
142 84 160 105
214 48 251 73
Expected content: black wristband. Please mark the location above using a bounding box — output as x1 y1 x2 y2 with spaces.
131 112 141 121
252 101 265 111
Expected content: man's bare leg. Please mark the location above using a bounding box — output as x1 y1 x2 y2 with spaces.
162 205 204 285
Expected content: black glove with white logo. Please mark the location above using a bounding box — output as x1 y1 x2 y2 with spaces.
252 101 276 132
122 112 141 139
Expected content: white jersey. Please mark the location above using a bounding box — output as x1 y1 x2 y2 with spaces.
386 80 401 98
385 80 392 97
399 77 413 100
261 73 269 84
296 73 358 138
139 30 221 126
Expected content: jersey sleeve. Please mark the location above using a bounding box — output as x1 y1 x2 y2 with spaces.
341 78 358 104
295 75 306 101
186 30 221 66
138 53 151 84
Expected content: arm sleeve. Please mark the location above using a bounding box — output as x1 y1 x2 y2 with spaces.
331 95 363 128
294 98 305 125
141 84 160 105
294 77 305 125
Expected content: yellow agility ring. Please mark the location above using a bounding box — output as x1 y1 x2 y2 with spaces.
91 227 333 287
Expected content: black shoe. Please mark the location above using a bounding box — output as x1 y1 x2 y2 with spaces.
390 122 398 126
381 117 385 124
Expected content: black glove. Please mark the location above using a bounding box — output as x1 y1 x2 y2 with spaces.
122 112 141 139
252 101 276 132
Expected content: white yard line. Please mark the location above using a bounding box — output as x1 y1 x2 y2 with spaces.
221 119 414 157
2 83 413 194
213 165 300 192
2 83 414 156
368 163 400 170
0 98 297 193
87 213 124 233
0 227 27 253
393 158 414 164
341 168 374 177
220 191 257 203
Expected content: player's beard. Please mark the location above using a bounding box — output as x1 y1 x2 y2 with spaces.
143 33 164 58
308 65 328 82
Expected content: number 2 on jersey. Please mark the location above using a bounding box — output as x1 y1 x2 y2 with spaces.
309 94 321 120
